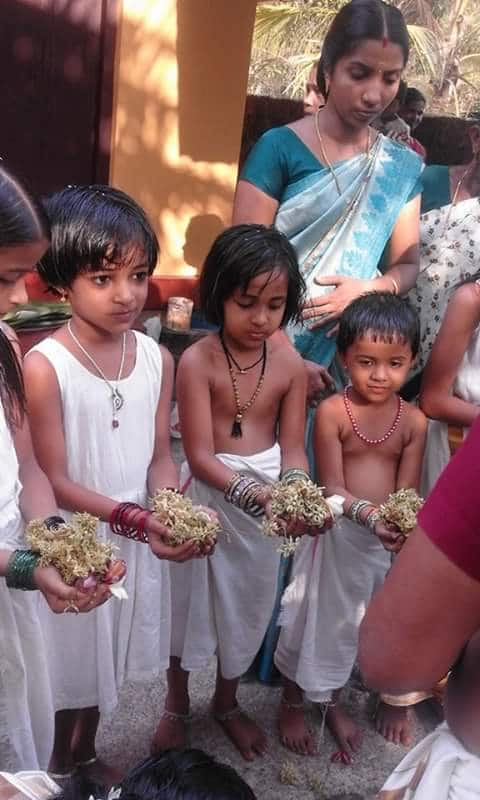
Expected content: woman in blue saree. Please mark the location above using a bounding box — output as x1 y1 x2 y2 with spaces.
233 0 423 757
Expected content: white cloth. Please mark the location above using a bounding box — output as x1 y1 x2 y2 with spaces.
378 722 480 799
275 516 390 701
170 444 281 680
0 395 55 771
28 332 171 714
421 321 480 496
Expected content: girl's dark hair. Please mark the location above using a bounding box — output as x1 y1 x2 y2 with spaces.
0 164 50 427
317 0 409 97
404 87 426 106
52 750 256 800
38 185 159 290
200 224 305 327
337 291 420 357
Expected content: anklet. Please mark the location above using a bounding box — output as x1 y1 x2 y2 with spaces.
75 756 97 767
214 705 242 723
161 708 192 723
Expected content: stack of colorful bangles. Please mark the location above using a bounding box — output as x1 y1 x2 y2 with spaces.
223 473 264 517
109 502 152 543
347 499 380 532
6 515 66 590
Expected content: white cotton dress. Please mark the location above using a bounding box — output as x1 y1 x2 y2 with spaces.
28 332 171 714
170 444 281 680
378 722 480 799
0 396 55 770
275 517 390 701
421 322 480 496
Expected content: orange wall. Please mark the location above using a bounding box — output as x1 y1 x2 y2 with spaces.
109 0 256 276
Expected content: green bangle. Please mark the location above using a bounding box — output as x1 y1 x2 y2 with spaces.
5 549 40 590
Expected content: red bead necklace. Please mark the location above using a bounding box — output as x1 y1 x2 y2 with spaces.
343 386 404 445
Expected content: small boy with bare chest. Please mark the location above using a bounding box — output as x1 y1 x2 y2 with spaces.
152 224 327 761
275 292 427 760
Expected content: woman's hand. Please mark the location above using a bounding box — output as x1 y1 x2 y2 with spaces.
302 275 370 331
304 360 335 406
35 565 111 613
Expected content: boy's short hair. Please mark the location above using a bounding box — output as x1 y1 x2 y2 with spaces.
38 184 159 289
337 291 420 357
200 223 306 327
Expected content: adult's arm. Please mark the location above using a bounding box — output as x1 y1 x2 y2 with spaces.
359 528 480 693
359 419 480 693
420 282 480 427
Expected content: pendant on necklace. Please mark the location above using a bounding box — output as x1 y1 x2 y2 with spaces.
112 388 124 412
112 419 120 429
231 413 243 438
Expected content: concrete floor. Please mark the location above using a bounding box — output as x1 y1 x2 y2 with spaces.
97 664 434 800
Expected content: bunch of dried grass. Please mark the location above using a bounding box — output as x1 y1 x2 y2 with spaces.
379 488 424 535
26 512 114 584
151 489 221 546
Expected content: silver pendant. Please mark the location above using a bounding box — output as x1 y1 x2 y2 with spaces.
112 388 124 412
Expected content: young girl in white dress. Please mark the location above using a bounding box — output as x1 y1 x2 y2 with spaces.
420 279 480 493
0 166 108 771
24 185 202 783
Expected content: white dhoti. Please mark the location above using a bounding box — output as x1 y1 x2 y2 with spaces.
275 516 390 700
378 723 480 799
170 444 281 680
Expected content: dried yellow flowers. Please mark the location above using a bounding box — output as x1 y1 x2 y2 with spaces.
279 761 301 786
151 489 221 547
262 479 332 556
26 513 115 584
379 488 424 536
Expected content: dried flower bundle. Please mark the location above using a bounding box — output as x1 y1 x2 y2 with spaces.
151 489 221 546
262 479 331 556
379 488 424 535
26 513 115 584
279 761 301 786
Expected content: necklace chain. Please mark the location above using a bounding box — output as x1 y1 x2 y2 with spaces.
224 348 265 374
220 334 267 438
314 110 372 197
343 386 403 445
67 320 126 429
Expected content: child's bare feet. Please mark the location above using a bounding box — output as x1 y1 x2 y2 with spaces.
278 698 316 755
326 703 362 764
151 707 191 753
375 701 413 746
214 705 267 761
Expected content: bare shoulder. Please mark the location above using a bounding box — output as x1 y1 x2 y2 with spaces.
315 392 344 422
403 400 427 435
177 333 216 375
23 344 57 380
158 343 174 370
270 337 304 371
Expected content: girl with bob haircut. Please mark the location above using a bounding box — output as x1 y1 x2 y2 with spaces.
24 184 204 782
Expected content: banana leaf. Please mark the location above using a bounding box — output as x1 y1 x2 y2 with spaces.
3 302 71 331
